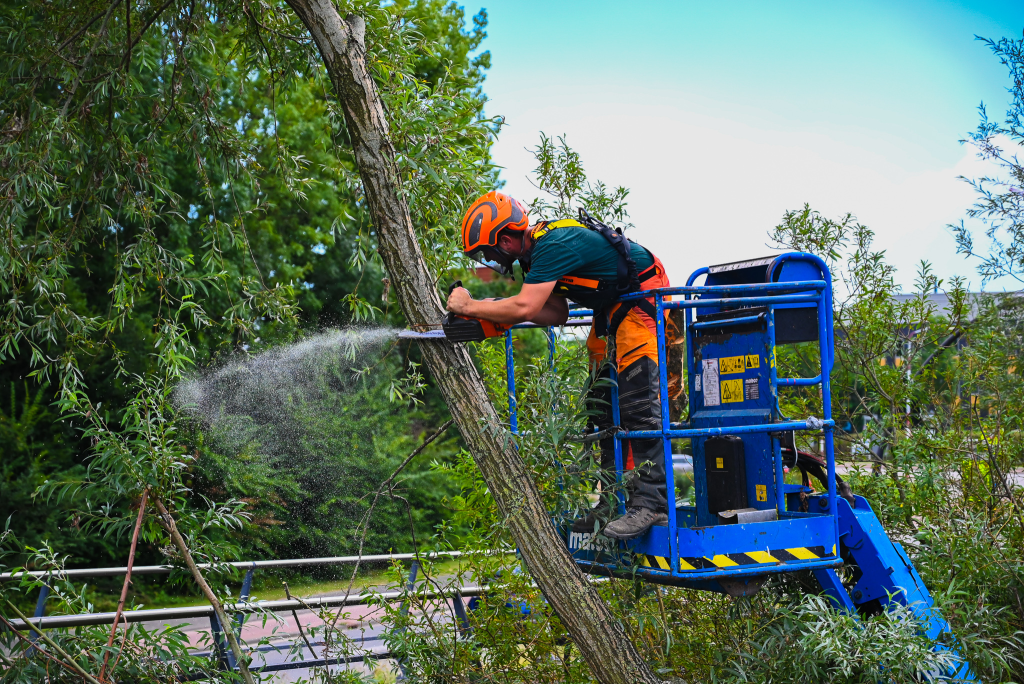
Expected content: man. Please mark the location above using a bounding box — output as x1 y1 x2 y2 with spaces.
447 191 671 540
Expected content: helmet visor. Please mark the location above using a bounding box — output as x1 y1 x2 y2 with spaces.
466 246 515 277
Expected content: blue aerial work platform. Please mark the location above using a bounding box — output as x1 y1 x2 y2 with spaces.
502 251 973 680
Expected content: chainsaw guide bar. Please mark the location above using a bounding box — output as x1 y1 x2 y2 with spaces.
398 329 448 339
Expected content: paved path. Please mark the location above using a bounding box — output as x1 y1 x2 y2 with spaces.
135 576 468 681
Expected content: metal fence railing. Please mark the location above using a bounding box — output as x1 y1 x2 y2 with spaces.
2 551 497 675
7 583 486 630
0 550 470 581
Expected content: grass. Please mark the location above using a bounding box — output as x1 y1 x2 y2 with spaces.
241 558 467 603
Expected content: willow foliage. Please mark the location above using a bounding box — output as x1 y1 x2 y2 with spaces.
0 0 496 681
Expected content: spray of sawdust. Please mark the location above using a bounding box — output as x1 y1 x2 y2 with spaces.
173 327 408 561
175 328 400 457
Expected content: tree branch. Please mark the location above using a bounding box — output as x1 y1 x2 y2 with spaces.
100 488 147 680
3 604 103 684
153 497 255 684
282 582 317 658
60 0 120 117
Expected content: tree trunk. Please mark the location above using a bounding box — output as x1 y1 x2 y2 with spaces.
280 6 661 683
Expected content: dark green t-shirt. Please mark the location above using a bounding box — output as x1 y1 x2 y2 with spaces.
523 224 654 309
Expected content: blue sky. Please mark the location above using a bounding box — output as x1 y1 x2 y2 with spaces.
472 0 1024 291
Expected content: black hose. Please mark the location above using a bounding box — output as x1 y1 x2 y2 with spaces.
781 447 855 505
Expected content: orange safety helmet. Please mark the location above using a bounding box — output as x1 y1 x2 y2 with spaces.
461 191 530 276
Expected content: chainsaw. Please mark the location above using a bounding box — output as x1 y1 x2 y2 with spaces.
398 281 511 342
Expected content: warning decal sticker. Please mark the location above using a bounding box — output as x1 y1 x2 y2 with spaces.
744 378 760 401
721 379 743 403
745 354 760 369
756 484 768 502
719 356 745 374
702 359 720 406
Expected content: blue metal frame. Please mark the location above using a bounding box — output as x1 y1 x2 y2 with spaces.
26 577 50 658
226 562 256 670
500 251 974 677
503 254 840 584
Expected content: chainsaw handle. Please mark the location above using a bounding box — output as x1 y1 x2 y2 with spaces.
447 280 463 297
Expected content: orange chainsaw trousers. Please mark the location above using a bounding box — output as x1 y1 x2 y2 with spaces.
584 259 671 512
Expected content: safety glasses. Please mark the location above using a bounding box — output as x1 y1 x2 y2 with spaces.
466 245 516 277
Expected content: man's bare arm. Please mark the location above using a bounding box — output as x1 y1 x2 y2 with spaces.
446 281 568 325
530 293 570 326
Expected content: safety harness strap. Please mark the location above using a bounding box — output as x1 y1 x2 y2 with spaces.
576 208 641 295
606 294 658 339
531 217 583 240
532 210 658 338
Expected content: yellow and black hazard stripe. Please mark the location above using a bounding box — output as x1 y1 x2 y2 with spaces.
639 554 674 572
638 546 831 572
679 545 830 571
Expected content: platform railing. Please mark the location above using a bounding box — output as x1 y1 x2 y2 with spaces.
502 253 837 577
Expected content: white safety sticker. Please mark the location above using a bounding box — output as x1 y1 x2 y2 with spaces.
703 359 720 406
744 377 760 401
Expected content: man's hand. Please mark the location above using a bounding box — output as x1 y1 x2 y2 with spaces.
446 286 473 315
444 281 566 326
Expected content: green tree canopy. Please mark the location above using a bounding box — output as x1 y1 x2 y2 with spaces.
0 0 495 568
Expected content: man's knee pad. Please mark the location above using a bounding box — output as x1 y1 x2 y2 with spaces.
586 366 614 429
585 366 617 474
617 356 662 432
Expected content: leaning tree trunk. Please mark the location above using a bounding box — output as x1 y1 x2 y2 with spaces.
281 6 662 684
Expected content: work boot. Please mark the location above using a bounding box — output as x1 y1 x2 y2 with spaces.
570 497 615 534
602 506 668 540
